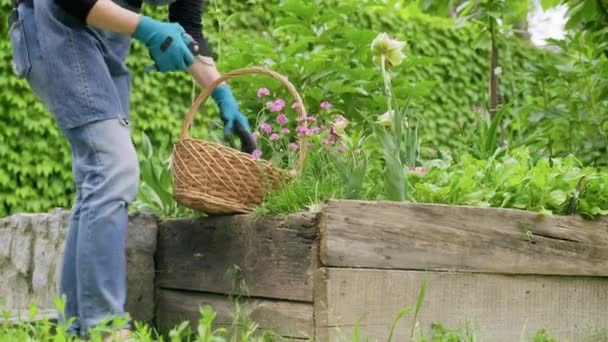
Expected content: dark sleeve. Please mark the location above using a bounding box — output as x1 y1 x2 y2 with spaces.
168 0 214 58
54 0 99 22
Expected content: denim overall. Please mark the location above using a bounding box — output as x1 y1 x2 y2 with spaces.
8 0 173 334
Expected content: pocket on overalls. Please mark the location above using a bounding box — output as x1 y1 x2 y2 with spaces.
8 10 32 79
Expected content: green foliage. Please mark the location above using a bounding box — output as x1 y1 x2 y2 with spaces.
509 30 608 166
458 104 507 159
0 0 586 218
0 292 571 342
0 298 278 342
253 145 345 217
532 328 559 342
427 321 476 342
410 148 608 217
563 0 608 33
329 131 370 200
131 131 194 218
260 138 608 217
419 0 563 21
370 36 423 202
0 0 73 216
213 0 552 150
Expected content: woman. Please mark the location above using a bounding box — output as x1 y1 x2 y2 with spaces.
8 0 252 338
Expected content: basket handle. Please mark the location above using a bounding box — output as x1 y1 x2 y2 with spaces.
179 66 309 176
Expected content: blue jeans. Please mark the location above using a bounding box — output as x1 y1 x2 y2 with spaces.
9 0 140 334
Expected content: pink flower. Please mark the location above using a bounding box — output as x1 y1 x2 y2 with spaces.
308 116 317 122
312 126 321 134
292 102 302 109
320 124 326 130
288 142 298 150
269 99 286 112
280 128 290 135
297 114 308 122
321 101 331 110
252 131 259 141
276 113 289 124
331 115 349 135
269 133 280 141
306 129 315 136
260 122 272 134
252 149 262 159
472 105 483 115
408 166 427 177
337 145 347 153
296 126 308 133
257 88 270 98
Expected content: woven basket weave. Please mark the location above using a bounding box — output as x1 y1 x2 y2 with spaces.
171 67 308 215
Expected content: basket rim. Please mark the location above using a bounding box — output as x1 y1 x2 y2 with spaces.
177 66 309 177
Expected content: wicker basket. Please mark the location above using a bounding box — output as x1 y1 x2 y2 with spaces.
171 67 308 215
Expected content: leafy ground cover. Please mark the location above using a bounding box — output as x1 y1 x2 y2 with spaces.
134 27 608 219
0 281 566 342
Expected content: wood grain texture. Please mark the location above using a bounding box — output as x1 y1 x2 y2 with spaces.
319 200 608 276
314 268 608 342
156 212 318 301
156 289 313 340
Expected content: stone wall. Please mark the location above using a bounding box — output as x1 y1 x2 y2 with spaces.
0 209 157 322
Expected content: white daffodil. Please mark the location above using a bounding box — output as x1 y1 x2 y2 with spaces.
376 110 394 128
371 32 406 67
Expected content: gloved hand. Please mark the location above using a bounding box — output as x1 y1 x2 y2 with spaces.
132 16 195 72
211 84 256 154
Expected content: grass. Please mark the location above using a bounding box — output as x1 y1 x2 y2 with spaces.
253 145 346 217
0 278 568 342
0 306 569 342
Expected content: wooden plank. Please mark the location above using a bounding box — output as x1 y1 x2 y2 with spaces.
319 200 608 276
314 268 608 342
156 289 313 340
156 212 318 302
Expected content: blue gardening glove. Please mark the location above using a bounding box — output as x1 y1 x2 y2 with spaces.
132 16 195 73
211 84 256 153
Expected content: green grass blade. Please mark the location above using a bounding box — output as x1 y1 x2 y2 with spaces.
410 277 428 339
387 307 412 342
353 320 361 342
483 104 508 155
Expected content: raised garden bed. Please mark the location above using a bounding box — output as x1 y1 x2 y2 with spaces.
154 200 608 341
1 200 607 340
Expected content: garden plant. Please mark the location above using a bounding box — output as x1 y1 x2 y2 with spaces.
2 0 608 340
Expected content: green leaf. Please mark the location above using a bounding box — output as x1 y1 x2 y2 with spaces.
384 153 406 201
28 303 37 322
139 183 165 213
410 277 428 339
548 190 567 207
141 131 153 160
541 0 561 10
483 104 508 155
456 1 474 16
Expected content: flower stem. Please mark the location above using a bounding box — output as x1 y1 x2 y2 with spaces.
381 55 393 115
